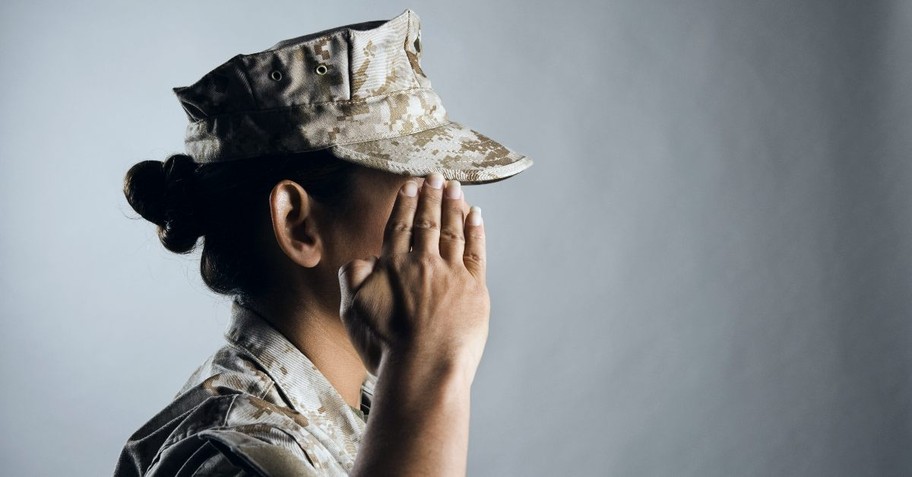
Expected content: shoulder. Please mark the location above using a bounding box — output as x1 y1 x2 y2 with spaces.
135 426 329 477
176 344 275 398
168 424 336 477
129 394 349 476
116 345 351 476
193 424 334 476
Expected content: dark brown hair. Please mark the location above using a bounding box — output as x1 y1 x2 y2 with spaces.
123 150 357 300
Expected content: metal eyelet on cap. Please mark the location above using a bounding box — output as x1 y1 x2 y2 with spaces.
315 64 329 75
270 70 283 81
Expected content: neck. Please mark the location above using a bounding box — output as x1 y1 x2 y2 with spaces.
244 287 368 410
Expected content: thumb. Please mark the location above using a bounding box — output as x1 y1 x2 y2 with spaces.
338 256 377 302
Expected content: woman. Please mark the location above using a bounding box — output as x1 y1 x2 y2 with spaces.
115 10 531 476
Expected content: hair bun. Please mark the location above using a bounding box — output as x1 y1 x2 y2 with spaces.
123 154 204 253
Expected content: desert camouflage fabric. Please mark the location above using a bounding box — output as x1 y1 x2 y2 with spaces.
114 300 376 476
172 9 532 184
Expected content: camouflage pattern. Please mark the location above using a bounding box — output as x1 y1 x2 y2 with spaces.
172 9 532 184
114 300 376 476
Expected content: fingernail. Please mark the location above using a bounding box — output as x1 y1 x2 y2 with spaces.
469 206 483 226
402 181 418 197
426 172 444 189
445 180 462 199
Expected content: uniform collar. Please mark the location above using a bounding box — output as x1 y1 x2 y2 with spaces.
224 299 376 438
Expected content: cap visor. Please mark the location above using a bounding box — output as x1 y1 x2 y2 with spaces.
330 121 532 184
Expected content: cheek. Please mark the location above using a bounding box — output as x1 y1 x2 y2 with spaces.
367 216 389 256
346 195 397 259
333 170 408 261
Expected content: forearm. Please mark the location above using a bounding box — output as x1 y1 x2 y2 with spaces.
351 351 475 477
341 175 489 476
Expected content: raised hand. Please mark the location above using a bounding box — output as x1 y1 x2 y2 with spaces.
338 172 489 379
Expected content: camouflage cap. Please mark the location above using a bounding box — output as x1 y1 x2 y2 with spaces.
173 9 532 184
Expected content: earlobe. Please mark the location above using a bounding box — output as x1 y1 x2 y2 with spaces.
269 180 322 268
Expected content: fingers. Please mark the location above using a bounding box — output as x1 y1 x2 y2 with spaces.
463 206 486 277
382 181 419 256
412 172 445 255
383 173 478 269
439 180 466 262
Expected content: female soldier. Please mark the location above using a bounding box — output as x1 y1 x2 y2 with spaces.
115 10 531 476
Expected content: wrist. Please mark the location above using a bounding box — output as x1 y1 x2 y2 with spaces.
355 343 475 477
379 346 477 394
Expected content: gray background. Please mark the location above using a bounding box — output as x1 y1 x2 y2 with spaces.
1 0 909 475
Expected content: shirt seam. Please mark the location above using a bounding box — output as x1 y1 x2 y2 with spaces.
222 341 295 409
222 394 239 428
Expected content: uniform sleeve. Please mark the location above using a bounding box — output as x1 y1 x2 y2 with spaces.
194 428 328 477
178 442 252 476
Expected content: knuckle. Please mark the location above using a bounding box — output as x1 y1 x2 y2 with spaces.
440 227 465 242
463 252 486 265
386 220 412 234
412 219 439 231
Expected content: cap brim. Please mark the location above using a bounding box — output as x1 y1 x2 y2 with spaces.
330 121 532 184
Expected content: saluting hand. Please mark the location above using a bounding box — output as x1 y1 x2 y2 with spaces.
338 172 489 381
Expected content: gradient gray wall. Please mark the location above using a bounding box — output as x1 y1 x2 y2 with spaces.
1 1 909 475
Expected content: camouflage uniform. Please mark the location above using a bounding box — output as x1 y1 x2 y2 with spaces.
114 300 375 476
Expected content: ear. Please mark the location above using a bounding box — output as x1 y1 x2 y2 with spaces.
269 180 322 268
